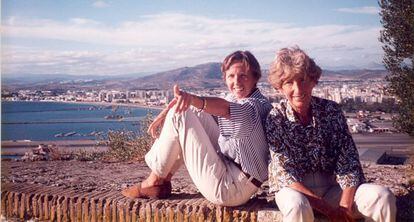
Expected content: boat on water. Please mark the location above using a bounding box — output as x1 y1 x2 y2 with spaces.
64 131 77 137
104 114 124 120
54 133 64 137
54 131 77 137
88 131 103 136
16 140 32 142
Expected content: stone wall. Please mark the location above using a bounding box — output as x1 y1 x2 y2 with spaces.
2 183 275 221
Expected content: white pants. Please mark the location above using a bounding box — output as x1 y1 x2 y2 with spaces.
145 108 258 206
275 173 396 222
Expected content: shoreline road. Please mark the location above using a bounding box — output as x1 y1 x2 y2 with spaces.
353 133 414 159
1 140 108 155
1 133 413 157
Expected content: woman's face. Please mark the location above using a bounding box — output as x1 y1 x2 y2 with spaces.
225 62 257 99
280 75 316 115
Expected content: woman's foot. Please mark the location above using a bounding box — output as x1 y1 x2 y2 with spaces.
121 181 172 199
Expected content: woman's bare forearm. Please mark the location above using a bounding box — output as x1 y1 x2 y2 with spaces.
190 95 230 118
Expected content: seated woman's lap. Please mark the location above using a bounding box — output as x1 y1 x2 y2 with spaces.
275 173 395 220
146 107 257 206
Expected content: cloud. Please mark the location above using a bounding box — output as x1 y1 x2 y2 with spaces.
92 1 110 8
69 18 102 26
2 13 383 75
335 6 379 15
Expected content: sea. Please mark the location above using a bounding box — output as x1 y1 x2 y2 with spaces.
1 101 159 141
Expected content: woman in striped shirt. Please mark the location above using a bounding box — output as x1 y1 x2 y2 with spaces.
122 50 272 206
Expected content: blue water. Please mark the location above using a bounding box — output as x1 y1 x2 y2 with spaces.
1 155 21 159
1 101 159 141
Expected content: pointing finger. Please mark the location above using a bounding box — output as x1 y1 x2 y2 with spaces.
174 85 181 97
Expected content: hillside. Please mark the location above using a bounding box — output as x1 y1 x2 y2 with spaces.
321 69 388 81
118 62 223 90
2 63 388 91
103 64 388 90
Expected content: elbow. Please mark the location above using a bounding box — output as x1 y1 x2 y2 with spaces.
223 112 231 119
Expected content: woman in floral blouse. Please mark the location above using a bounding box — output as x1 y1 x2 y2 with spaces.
266 46 396 222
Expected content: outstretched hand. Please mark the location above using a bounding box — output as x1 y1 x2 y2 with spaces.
174 85 193 113
147 98 177 138
147 84 196 138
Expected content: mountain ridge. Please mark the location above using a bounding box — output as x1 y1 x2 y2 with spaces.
2 62 388 91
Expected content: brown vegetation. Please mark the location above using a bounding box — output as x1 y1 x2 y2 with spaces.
102 112 155 161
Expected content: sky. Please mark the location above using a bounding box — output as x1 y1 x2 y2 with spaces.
2 0 384 77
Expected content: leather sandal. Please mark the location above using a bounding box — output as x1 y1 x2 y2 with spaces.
121 181 172 199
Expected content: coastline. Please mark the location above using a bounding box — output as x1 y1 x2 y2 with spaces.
60 100 165 110
2 99 165 111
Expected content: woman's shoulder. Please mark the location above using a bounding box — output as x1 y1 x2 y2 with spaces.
311 97 346 124
312 96 342 112
239 89 272 109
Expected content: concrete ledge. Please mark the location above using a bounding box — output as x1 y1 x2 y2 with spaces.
1 183 272 221
0 182 343 221
257 208 336 222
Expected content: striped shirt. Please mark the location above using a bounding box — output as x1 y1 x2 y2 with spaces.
217 88 272 182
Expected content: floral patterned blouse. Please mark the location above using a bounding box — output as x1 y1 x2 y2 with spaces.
266 96 365 193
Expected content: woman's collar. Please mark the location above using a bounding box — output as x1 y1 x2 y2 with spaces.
228 88 260 102
285 97 317 126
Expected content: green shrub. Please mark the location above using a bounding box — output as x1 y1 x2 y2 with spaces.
103 112 155 161
75 148 105 161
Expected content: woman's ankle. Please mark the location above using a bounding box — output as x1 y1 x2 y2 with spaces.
143 172 167 187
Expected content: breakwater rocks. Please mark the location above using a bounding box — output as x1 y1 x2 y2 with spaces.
1 160 413 221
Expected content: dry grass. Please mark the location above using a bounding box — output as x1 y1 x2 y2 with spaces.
100 112 155 162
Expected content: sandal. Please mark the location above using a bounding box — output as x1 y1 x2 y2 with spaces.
121 181 172 199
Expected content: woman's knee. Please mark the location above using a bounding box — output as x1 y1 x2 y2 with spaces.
275 187 313 215
356 183 396 207
377 186 396 209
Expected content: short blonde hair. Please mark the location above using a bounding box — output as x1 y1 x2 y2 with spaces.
268 46 321 89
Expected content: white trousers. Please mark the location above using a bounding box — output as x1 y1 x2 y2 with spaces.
275 173 396 222
145 108 258 206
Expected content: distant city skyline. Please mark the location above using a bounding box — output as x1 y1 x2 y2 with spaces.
2 0 384 76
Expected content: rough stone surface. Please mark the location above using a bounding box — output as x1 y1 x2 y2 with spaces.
2 160 198 195
1 159 413 221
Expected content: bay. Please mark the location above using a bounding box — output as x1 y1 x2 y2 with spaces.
1 101 159 141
